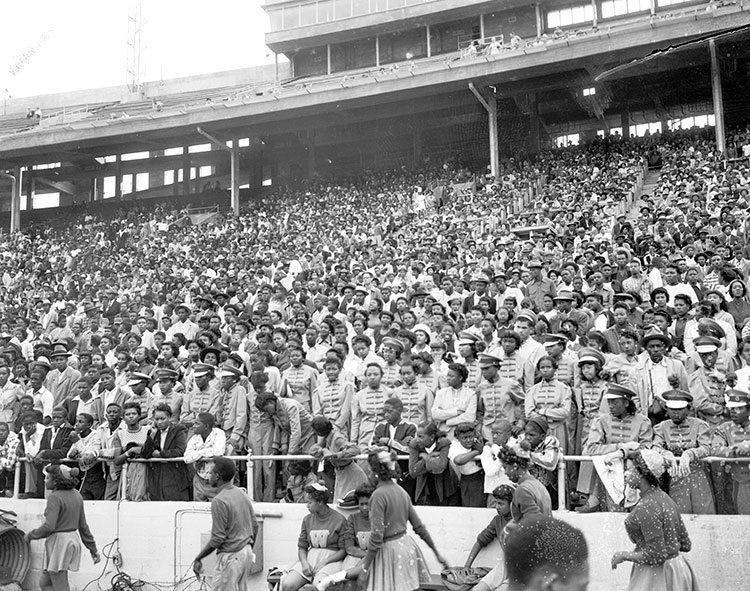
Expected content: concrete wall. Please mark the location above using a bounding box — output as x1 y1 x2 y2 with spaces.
5 499 750 591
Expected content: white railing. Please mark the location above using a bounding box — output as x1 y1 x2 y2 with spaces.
12 453 750 511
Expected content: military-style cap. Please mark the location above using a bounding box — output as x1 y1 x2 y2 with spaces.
457 331 481 346
192 363 215 378
516 310 538 325
693 335 721 354
663 390 693 409
154 368 179 381
604 383 638 400
219 365 243 379
577 348 605 366
726 389 750 408
381 337 404 353
543 333 567 347
127 372 152 386
698 318 726 339
478 352 502 368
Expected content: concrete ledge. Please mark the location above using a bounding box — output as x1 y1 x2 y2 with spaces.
4 500 750 591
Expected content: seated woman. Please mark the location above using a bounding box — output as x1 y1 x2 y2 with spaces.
464 484 515 591
342 484 375 570
280 482 347 591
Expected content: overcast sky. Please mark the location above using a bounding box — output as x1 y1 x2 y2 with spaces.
0 1 272 98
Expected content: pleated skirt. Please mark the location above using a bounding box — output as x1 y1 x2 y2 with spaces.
365 535 430 591
629 555 699 591
44 531 81 573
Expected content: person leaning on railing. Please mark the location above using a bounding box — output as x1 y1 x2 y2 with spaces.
711 388 750 514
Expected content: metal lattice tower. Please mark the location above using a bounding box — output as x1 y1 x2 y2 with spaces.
126 0 144 93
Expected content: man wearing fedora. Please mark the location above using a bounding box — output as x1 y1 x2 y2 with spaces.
628 328 688 424
48 343 82 407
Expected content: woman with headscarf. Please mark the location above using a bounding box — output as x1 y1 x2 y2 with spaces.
611 449 698 591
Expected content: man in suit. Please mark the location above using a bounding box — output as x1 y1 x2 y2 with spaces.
462 273 497 315
47 343 82 407
372 397 417 497
33 406 74 496
142 403 190 501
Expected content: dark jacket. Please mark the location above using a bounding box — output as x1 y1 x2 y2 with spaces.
142 423 190 501
408 435 459 505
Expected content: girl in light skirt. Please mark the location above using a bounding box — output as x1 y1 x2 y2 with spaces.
25 464 101 591
326 449 449 591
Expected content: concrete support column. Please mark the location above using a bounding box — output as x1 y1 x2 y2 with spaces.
479 14 485 39
528 93 541 154
375 36 380 67
173 170 180 196
9 168 21 232
650 0 656 16
327 44 331 75
25 169 34 211
307 131 316 179
115 154 123 200
710 39 726 154
469 83 499 179
274 53 279 83
412 122 422 168
230 143 239 217
182 149 191 196
535 4 543 38
591 0 598 27
620 110 630 139
426 25 431 57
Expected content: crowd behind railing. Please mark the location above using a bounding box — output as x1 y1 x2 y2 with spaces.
2 127 750 521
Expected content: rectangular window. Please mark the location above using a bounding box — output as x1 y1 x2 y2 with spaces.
121 151 149 161
188 143 211 154
318 0 333 22
199 166 213 177
300 2 317 25
268 8 283 30
547 4 594 29
582 87 596 96
555 133 580 147
135 172 149 191
283 5 300 28
164 170 174 185
164 147 183 156
601 0 650 18
334 0 352 19
121 175 133 195
352 0 369 16
103 176 116 198
658 0 691 6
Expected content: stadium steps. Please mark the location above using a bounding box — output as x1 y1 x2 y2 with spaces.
625 167 661 221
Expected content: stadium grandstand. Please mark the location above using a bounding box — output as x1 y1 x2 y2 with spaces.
2 1 750 591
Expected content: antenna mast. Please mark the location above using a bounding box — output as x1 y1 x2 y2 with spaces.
126 0 144 93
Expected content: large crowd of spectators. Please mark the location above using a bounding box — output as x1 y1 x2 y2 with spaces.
2 124 750 520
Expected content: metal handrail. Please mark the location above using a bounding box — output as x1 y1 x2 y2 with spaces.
12 453 750 506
